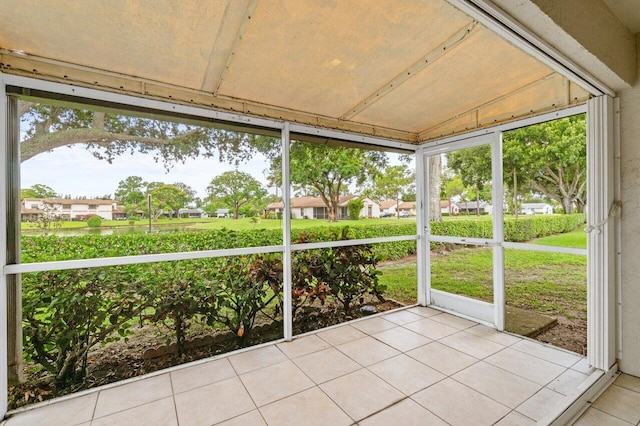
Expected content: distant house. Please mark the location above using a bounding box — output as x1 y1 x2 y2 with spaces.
520 203 554 215
265 196 380 219
21 198 119 221
379 200 400 216
457 201 489 215
216 209 230 218
112 205 128 220
398 201 416 216
179 208 204 218
441 200 460 216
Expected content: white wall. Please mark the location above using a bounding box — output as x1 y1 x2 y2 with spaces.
618 35 640 375
495 0 640 376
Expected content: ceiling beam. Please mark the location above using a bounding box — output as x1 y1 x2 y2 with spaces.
211 0 259 96
339 20 479 121
417 72 571 140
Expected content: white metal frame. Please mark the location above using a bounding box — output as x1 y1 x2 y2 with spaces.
420 108 593 333
422 132 502 327
0 74 423 418
1 73 10 419
0 72 616 419
586 95 617 371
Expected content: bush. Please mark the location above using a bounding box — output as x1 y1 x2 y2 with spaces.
19 214 584 384
86 215 102 227
22 265 143 385
209 256 280 341
140 260 217 356
347 198 365 220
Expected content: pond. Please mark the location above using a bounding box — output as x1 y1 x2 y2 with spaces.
22 223 199 236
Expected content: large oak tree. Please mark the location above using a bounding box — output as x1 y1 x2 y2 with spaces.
206 171 267 219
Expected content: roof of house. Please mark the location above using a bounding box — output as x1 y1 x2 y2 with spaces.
20 208 43 214
266 196 359 210
398 201 416 210
379 200 399 209
521 203 552 209
24 198 115 206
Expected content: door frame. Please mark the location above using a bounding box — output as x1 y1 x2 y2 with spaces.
419 132 504 328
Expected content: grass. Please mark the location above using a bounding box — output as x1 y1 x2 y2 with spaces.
534 229 587 249
377 263 417 305
21 217 418 232
379 230 587 319
190 217 415 231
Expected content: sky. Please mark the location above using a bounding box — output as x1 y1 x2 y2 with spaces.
20 145 275 200
20 144 410 201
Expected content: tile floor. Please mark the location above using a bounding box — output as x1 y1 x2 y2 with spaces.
1 306 630 426
573 373 640 425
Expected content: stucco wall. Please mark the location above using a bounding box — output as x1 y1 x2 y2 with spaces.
618 34 640 376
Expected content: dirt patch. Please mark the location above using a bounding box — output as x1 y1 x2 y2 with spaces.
534 316 587 355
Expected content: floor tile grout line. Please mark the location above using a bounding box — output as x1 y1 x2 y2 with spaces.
89 395 177 424
435 329 508 360
89 376 174 422
588 406 637 425
509 339 583 368
212 408 267 426
169 359 237 396
89 391 99 422
236 358 314 407
290 351 363 386
482 345 575 388
446 375 517 412
168 371 180 426
364 352 448 398
311 383 356 424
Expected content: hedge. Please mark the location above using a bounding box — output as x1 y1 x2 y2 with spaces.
18 214 584 389
21 214 585 264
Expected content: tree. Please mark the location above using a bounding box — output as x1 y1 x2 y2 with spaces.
370 165 414 219
19 102 261 169
151 184 189 218
114 176 146 206
206 171 266 219
173 182 198 207
504 115 586 214
347 198 365 220
371 165 414 199
442 173 466 215
502 135 534 219
21 184 57 200
288 142 387 222
428 155 442 222
447 146 492 216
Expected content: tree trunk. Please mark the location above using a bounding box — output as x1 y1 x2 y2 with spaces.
233 202 239 219
428 155 442 222
328 197 338 222
513 168 519 219
562 197 573 214
475 188 480 216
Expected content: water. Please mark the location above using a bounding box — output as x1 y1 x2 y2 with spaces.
23 223 199 237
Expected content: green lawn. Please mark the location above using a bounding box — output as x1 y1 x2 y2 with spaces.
21 216 417 232
190 217 415 231
379 230 587 319
534 229 587 249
